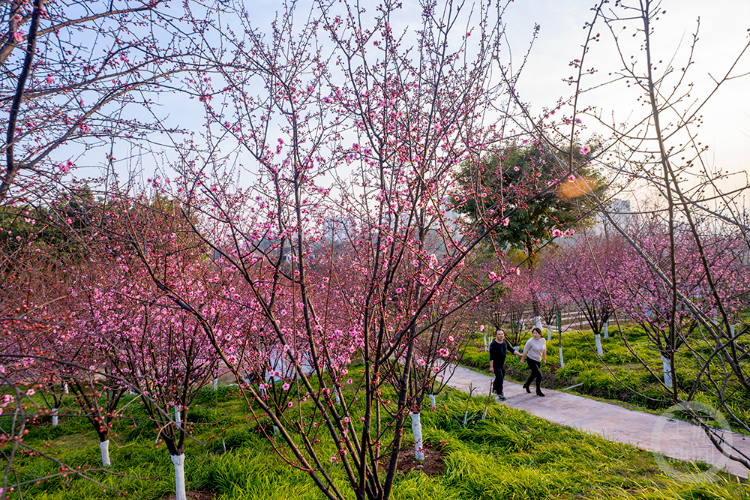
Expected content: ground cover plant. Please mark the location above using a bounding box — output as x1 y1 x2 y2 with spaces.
4 383 749 500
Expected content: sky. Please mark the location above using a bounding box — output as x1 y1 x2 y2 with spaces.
498 0 750 202
86 0 750 211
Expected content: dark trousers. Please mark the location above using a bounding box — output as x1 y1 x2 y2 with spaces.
492 364 505 394
525 358 543 392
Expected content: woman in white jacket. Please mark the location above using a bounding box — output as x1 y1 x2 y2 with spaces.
519 327 547 397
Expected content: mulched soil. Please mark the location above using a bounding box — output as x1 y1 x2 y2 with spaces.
387 445 446 476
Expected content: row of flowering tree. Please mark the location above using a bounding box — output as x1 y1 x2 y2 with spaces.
3 1 750 499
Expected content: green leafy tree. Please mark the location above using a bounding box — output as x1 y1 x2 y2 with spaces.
454 141 606 315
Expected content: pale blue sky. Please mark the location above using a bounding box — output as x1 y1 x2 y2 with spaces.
501 0 750 195
81 0 749 205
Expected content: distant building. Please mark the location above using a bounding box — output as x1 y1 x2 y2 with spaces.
592 199 634 237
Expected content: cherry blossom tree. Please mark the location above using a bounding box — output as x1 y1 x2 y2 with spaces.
131 1 552 498
545 0 750 468
550 231 625 344
0 0 203 204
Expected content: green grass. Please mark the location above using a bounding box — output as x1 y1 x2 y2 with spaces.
3 384 748 499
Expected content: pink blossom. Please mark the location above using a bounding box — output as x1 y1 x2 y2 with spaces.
282 383 290 390
26 389 35 396
568 175 576 182
579 146 591 155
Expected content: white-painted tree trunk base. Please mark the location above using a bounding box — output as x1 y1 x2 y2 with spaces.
731 324 736 338
63 383 69 394
273 425 279 435
428 394 436 411
483 335 487 351
213 378 218 391
171 454 187 500
534 316 542 330
559 347 564 369
595 334 603 357
52 408 58 426
662 355 673 388
410 413 424 461
603 322 609 339
100 440 111 467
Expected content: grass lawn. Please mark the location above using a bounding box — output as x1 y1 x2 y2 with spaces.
3 383 748 499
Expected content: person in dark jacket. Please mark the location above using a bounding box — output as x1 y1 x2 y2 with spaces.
489 329 521 400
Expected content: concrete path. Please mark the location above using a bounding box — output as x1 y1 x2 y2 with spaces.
446 364 750 479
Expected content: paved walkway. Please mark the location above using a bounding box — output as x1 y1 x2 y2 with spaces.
446 364 750 478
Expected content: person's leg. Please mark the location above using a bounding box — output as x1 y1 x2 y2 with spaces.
529 359 544 396
492 364 502 394
533 361 542 391
497 365 506 399
524 359 535 392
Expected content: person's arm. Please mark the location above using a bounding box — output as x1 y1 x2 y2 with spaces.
542 341 547 365
510 340 522 357
489 343 494 373
520 340 529 363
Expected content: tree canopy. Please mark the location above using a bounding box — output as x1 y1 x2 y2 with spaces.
454 142 606 262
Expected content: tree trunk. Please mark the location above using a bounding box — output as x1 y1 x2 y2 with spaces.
410 413 424 460
52 408 58 426
661 355 673 388
170 454 187 500
100 439 111 467
428 394 436 411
